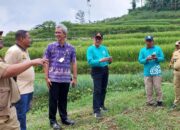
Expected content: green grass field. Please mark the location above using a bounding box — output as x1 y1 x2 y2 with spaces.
26 71 180 130
28 83 180 130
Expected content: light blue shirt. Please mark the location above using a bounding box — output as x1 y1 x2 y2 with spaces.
86 44 111 67
138 45 165 76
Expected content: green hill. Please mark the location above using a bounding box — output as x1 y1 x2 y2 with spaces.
2 10 180 74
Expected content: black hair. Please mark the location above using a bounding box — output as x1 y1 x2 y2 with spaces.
15 30 28 41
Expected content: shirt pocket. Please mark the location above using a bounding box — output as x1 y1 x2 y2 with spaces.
0 87 10 111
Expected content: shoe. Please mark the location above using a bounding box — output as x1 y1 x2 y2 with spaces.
100 106 108 112
155 101 163 107
94 112 102 118
50 122 61 130
62 119 75 125
170 104 177 110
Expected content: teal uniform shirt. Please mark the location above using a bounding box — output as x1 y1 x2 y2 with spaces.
138 45 165 76
87 44 111 67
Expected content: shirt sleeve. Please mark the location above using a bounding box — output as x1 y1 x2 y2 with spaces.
0 62 9 79
156 47 165 62
138 49 147 64
5 49 20 64
86 47 100 66
105 47 111 64
70 47 76 63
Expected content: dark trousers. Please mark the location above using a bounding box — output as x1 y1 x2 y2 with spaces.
49 82 70 123
91 66 109 113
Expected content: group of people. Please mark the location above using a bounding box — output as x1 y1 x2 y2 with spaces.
0 24 179 130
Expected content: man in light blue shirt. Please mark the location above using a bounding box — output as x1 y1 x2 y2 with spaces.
87 32 112 118
138 36 164 106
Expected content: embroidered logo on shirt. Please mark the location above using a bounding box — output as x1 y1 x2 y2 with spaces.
22 54 26 60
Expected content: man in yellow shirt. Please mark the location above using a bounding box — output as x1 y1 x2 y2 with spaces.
0 30 48 130
5 30 36 130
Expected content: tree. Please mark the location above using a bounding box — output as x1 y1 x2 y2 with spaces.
132 0 137 10
34 21 56 32
131 0 140 10
75 10 85 24
144 0 180 10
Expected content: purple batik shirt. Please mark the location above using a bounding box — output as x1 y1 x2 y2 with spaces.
44 42 76 83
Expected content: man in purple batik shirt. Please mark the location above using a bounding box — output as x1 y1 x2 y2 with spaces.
44 24 77 130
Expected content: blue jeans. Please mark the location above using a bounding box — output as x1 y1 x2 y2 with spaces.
15 92 33 130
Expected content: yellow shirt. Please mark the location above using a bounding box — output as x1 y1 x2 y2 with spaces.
5 45 35 94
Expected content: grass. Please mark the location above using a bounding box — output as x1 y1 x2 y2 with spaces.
27 83 180 130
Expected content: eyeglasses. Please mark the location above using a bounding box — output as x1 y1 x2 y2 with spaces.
55 32 62 34
95 36 102 41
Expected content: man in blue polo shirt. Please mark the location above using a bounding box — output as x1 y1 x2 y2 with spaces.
87 32 112 118
138 36 164 106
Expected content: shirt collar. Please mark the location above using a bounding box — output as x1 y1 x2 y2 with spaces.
93 44 102 48
55 42 67 48
146 45 155 49
16 43 26 52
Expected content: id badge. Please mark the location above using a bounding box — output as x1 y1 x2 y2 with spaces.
59 57 65 63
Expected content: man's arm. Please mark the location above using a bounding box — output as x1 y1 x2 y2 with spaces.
43 45 52 88
72 62 77 80
156 47 165 62
43 62 52 88
71 47 77 87
138 49 148 64
5 48 20 81
87 47 100 66
2 58 47 78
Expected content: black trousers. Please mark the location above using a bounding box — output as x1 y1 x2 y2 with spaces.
49 82 70 123
91 66 109 113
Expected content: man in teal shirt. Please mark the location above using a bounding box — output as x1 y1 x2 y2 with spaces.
87 32 112 118
138 36 164 106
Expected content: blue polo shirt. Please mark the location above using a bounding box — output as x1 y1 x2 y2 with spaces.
86 44 111 67
138 45 165 76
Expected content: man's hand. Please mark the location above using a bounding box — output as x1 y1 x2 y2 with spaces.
100 58 110 62
146 56 153 61
109 57 113 63
151 54 157 60
31 58 48 66
71 78 77 88
45 78 52 89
